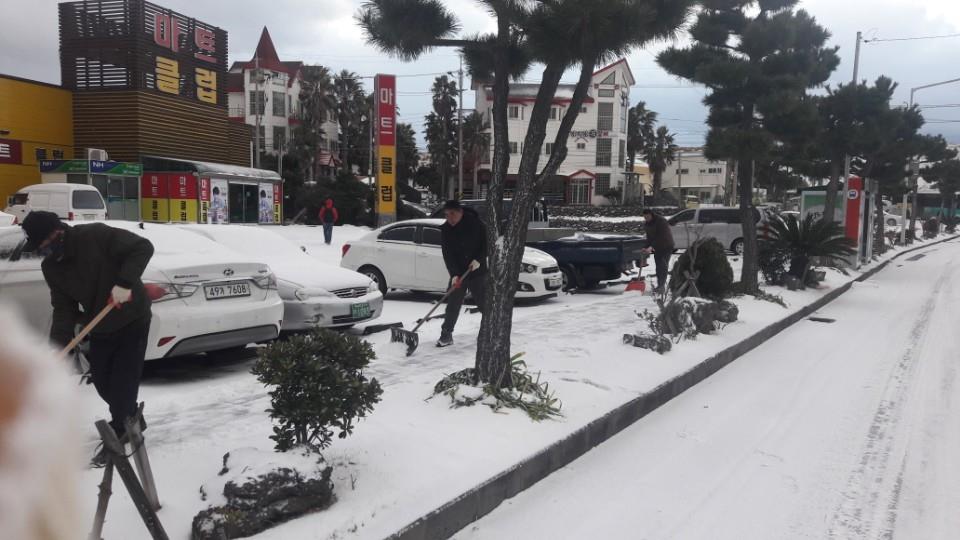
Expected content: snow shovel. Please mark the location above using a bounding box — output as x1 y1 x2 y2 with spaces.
59 300 115 359
391 267 473 356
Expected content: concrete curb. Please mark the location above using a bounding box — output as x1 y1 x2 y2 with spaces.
390 235 958 540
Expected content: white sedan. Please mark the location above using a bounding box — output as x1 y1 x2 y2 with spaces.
341 219 563 300
0 211 15 226
181 225 384 331
0 222 285 360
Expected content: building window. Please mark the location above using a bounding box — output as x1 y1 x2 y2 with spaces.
620 106 628 133
596 138 612 167
53 149 64 160
550 107 560 120
576 142 586 150
272 91 285 117
509 142 519 154
708 167 721 174
569 178 591 205
545 143 554 155
677 168 690 175
598 88 616 98
597 102 613 131
273 126 286 152
257 126 266 151
249 91 265 116
288 95 293 116
35 148 47 161
509 105 522 119
600 72 616 85
618 140 625 168
596 173 611 195
581 106 588 114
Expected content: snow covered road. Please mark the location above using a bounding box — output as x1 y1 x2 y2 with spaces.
456 239 960 540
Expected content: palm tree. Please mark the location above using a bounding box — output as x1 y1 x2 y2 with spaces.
761 214 856 287
333 70 367 173
424 75 459 199
359 0 694 387
626 102 656 171
462 111 490 198
644 126 677 203
296 65 337 181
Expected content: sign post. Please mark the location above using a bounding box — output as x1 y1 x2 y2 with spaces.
374 74 397 227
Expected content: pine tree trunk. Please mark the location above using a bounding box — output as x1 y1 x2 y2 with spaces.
823 159 841 223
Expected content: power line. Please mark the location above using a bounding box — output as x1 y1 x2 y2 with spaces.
864 32 960 43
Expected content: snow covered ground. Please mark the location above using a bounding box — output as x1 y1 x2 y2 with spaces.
72 225 949 540
456 239 960 540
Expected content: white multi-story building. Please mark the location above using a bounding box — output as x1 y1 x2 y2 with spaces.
227 27 339 173
659 147 729 205
474 59 636 205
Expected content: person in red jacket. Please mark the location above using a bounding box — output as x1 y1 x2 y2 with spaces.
318 198 339 245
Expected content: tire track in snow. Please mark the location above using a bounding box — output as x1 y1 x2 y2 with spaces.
827 268 948 539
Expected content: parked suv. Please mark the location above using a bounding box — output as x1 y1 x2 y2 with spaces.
667 206 765 254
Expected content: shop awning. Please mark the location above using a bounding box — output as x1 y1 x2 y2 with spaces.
141 156 282 182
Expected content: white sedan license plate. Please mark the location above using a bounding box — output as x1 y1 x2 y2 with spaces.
204 282 251 300
351 303 371 319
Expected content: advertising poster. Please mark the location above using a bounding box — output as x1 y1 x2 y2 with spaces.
168 173 199 223
258 182 274 224
374 74 397 226
199 177 211 224
140 173 170 222
272 183 282 224
210 179 229 224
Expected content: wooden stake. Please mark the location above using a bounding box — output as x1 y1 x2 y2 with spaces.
126 407 160 512
88 461 113 540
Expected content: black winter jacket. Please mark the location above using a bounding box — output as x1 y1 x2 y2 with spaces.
440 209 487 277
643 214 675 253
42 223 154 347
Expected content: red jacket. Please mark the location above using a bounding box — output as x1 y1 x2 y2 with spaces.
319 205 339 224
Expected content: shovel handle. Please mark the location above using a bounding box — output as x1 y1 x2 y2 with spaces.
410 267 474 333
59 300 115 359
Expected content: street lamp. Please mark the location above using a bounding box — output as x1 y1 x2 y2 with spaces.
904 76 960 244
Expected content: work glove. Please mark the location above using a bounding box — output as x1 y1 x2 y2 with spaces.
111 285 132 306
452 277 463 290
468 260 481 272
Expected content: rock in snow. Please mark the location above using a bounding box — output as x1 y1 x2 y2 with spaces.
192 447 335 540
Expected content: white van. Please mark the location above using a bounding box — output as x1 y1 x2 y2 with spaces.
4 183 107 223
667 206 767 254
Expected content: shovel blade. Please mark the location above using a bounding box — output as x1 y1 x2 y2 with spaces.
390 326 420 356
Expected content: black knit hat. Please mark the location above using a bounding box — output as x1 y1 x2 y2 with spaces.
443 200 463 211
21 211 63 252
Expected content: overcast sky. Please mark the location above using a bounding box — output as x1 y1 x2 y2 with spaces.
2 0 958 149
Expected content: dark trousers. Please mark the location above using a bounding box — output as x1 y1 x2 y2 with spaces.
442 273 486 334
654 252 672 291
323 222 334 244
87 318 149 436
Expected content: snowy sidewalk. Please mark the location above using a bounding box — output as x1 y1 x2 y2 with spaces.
455 238 960 540
78 236 953 540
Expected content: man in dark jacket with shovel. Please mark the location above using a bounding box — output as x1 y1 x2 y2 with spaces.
21 211 154 458
642 208 675 293
437 200 486 347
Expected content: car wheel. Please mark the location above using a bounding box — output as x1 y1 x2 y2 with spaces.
731 239 744 255
359 266 387 295
560 266 580 292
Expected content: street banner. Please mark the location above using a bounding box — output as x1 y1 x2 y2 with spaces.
168 173 198 223
375 74 397 226
199 177 211 223
141 173 170 222
258 182 274 224
39 160 89 174
90 161 143 175
272 183 282 224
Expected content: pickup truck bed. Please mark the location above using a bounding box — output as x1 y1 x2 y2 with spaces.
527 233 649 290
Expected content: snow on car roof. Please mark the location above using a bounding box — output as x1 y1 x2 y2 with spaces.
102 221 239 264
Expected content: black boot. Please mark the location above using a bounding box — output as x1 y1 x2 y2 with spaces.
436 331 453 348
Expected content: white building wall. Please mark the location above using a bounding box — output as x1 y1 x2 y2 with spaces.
658 151 728 204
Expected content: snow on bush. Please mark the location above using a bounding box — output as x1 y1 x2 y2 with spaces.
252 329 383 452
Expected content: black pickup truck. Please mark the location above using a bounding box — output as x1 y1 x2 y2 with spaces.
432 200 648 290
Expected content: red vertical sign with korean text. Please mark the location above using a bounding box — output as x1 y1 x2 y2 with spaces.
375 74 397 226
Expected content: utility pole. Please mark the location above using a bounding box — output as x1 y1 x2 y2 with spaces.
254 55 262 169
368 103 375 182
457 54 465 199
840 31 862 214
677 151 683 208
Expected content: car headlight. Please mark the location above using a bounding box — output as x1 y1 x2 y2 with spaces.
522 263 538 274
253 272 278 290
367 281 379 293
295 288 334 301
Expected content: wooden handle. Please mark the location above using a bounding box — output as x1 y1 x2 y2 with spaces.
59 300 115 358
410 267 474 333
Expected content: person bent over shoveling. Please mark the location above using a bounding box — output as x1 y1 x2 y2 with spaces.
437 200 487 347
22 211 154 466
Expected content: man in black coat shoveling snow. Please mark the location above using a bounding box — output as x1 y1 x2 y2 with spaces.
437 200 486 347
21 211 154 464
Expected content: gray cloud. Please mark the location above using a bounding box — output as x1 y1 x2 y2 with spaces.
1 0 957 151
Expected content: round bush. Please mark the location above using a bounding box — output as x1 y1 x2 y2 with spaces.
669 237 734 300
252 329 383 452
